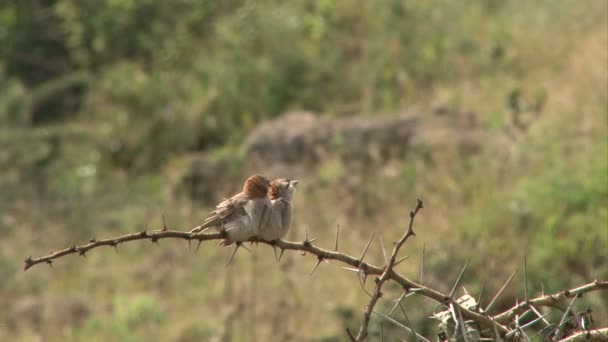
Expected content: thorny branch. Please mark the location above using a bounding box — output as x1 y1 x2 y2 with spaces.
24 200 607 341
348 199 423 342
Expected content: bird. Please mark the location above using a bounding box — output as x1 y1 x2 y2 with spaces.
259 178 299 243
189 175 271 264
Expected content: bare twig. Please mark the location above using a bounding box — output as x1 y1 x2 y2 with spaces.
351 199 423 341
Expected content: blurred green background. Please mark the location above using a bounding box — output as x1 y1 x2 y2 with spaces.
1 0 606 341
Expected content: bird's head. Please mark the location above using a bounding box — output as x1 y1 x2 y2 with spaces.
243 175 271 198
268 178 299 201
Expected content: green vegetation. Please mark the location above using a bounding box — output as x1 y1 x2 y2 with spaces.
1 1 606 340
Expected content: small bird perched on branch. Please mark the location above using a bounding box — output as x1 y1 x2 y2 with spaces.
189 175 271 248
259 178 298 242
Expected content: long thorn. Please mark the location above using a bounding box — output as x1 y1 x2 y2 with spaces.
335 225 340 251
541 280 545 297
524 256 529 303
449 258 471 299
518 312 551 332
477 280 486 310
485 269 518 313
391 292 416 314
529 305 551 327
194 239 203 255
379 234 388 265
278 248 285 262
358 270 372 297
372 311 431 342
390 292 407 315
310 258 323 276
359 232 375 262
529 323 555 340
420 243 425 284
225 244 240 267
162 214 168 231
447 303 459 332
273 245 279 262
491 318 503 342
398 303 420 342
454 304 470 342
394 255 410 267
556 294 579 336
240 243 252 253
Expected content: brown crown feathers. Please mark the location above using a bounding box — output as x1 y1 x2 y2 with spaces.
242 175 271 198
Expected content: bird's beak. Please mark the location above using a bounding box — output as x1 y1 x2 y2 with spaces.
291 180 299 187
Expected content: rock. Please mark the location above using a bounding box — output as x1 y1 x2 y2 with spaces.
244 111 331 165
244 111 418 168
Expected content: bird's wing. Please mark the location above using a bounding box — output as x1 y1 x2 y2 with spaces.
190 193 248 233
223 197 269 242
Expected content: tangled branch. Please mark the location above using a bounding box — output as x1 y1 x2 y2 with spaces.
24 200 607 341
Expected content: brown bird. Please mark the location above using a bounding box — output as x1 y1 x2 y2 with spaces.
190 175 271 262
259 178 298 242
